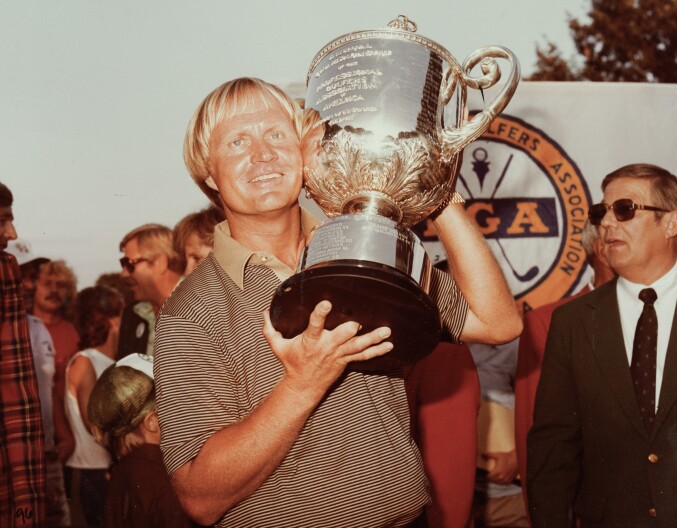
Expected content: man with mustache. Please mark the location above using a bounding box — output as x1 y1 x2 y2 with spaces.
527 164 677 527
32 260 80 376
154 78 521 528
31 260 80 465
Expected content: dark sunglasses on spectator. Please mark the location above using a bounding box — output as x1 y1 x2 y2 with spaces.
588 198 670 226
119 256 151 274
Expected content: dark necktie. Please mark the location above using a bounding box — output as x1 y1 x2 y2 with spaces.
631 287 658 432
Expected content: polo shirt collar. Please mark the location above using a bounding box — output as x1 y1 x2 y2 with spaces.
213 207 321 290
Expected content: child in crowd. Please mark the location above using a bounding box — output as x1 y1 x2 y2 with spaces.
87 353 193 528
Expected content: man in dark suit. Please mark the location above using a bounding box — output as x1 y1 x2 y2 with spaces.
514 220 616 499
527 163 677 527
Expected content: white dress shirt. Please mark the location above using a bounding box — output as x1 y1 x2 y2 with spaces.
617 259 677 411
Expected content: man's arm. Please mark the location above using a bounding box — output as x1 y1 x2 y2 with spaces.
526 308 582 528
168 301 392 526
433 202 522 344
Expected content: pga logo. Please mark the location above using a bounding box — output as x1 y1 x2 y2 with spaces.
419 114 592 313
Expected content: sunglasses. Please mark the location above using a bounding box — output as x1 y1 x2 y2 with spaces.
588 198 670 226
119 256 151 274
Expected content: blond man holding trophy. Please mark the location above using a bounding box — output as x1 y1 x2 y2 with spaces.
155 17 521 528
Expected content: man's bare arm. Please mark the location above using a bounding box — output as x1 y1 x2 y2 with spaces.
434 202 522 344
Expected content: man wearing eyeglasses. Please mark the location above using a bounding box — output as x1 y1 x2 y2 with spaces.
527 163 677 528
117 224 183 358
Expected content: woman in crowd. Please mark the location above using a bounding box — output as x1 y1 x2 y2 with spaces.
172 205 225 275
65 286 124 527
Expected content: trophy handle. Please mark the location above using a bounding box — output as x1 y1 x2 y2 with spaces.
441 46 520 157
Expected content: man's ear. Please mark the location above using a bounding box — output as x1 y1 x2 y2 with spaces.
153 253 169 273
664 211 677 238
143 409 159 433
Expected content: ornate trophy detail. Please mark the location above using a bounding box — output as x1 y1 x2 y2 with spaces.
270 15 520 371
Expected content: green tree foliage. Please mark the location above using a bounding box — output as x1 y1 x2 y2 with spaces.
529 0 677 82
529 41 579 81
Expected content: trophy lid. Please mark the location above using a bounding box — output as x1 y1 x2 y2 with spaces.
306 15 459 84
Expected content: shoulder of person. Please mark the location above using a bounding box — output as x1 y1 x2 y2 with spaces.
551 279 616 321
161 260 217 311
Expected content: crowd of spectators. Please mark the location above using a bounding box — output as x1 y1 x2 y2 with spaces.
2 193 224 527
1 76 675 528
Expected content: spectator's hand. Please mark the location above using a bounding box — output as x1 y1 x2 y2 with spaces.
483 449 519 485
263 301 392 400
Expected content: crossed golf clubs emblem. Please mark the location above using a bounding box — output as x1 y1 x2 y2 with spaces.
457 147 539 283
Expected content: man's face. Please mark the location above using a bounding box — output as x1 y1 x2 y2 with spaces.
184 232 211 275
205 96 303 219
34 269 69 315
0 206 17 250
121 238 157 302
599 176 676 284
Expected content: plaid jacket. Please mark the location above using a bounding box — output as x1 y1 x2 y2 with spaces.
0 252 46 527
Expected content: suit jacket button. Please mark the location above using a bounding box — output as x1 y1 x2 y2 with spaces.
648 453 659 463
648 508 657 517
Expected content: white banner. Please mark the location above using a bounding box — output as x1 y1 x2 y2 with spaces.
416 81 677 312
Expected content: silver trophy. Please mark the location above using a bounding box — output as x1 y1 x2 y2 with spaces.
270 15 520 371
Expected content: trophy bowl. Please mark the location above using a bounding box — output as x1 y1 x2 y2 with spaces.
270 15 520 371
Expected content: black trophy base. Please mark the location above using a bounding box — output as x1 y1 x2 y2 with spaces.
269 261 441 373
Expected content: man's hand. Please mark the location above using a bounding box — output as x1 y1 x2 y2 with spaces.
263 300 393 400
482 449 519 485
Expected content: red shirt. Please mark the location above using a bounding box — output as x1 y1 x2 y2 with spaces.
44 318 79 382
406 343 481 528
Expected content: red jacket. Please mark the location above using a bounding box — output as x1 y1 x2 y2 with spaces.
407 342 480 528
514 286 590 504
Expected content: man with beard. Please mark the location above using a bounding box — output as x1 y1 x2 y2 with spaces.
118 224 183 358
0 181 46 526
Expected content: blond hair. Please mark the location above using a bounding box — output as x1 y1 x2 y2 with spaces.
173 205 225 270
89 363 156 459
91 404 156 459
119 223 183 274
37 260 78 319
183 77 303 207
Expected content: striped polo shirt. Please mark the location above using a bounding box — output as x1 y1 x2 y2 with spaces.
154 209 468 527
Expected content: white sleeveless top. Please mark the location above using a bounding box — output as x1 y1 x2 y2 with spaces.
65 348 114 469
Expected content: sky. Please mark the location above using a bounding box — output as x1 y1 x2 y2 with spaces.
2 0 589 287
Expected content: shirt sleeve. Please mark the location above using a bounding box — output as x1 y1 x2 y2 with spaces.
427 266 468 343
154 312 240 477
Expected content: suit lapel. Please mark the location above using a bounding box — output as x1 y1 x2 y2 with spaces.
653 303 677 436
590 281 649 439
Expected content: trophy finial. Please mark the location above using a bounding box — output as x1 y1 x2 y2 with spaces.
387 15 417 33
